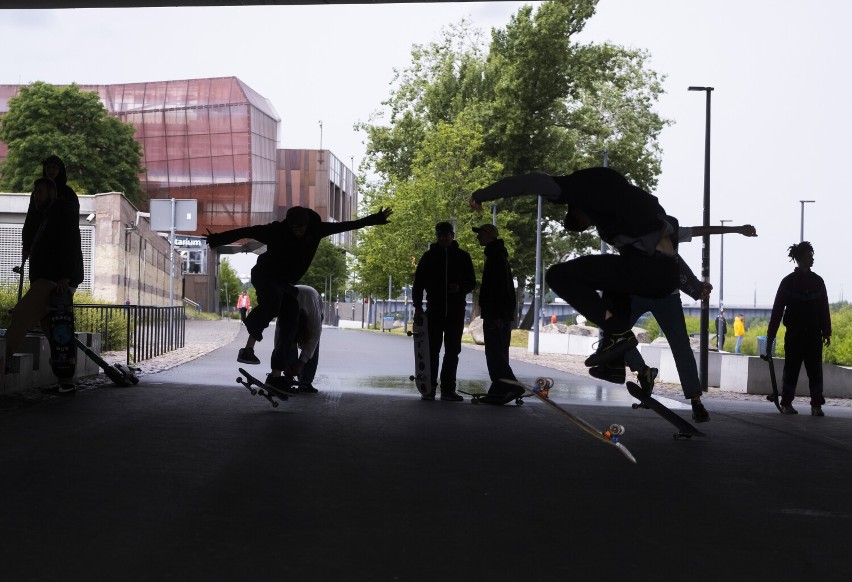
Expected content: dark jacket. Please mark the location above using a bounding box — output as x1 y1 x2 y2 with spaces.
412 241 476 314
23 157 84 286
207 209 383 285
553 167 667 244
478 238 516 321
767 269 832 340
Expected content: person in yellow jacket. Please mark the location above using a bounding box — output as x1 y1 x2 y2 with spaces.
733 314 746 354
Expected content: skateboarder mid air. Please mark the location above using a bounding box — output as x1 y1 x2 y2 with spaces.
4 156 85 395
206 205 392 368
470 167 680 370
412 221 476 401
766 241 831 416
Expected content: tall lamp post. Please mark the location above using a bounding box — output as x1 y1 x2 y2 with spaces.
800 200 815 242
689 85 714 392
719 219 731 309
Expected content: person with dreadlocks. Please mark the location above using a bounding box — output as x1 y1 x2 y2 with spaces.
766 241 832 416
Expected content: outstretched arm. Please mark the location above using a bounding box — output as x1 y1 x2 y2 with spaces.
469 173 562 210
689 224 757 237
320 206 393 236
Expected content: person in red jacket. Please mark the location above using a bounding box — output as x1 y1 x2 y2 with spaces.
236 291 251 323
206 205 391 366
766 241 832 416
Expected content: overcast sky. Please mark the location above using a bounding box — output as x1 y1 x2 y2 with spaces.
2 1 849 307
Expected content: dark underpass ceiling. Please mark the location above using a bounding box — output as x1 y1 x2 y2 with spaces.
3 1 494 9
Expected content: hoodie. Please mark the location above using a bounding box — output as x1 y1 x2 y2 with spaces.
478 238 516 321
412 240 476 315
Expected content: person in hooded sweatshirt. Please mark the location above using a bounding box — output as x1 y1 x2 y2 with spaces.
412 221 476 402
206 205 392 368
5 156 85 395
472 223 523 405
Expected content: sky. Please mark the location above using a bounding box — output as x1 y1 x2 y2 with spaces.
1 1 849 307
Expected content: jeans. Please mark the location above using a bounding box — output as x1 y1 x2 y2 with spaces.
624 293 702 399
483 317 516 391
545 252 679 334
734 335 743 354
426 304 466 392
781 331 824 407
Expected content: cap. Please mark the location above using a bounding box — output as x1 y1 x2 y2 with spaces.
435 221 454 235
472 223 499 238
286 206 310 227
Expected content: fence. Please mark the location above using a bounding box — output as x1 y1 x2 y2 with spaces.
74 304 185 365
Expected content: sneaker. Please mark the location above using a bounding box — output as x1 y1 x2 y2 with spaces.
41 384 77 397
266 374 299 395
440 392 464 402
780 404 799 415
584 330 638 367
482 386 526 405
811 405 825 417
237 347 260 365
298 383 319 394
589 360 626 384
691 399 710 422
421 393 436 401
638 366 658 397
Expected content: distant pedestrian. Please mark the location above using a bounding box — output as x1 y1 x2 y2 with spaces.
412 221 476 402
733 314 746 354
715 309 727 351
766 241 831 416
237 291 251 323
472 223 523 405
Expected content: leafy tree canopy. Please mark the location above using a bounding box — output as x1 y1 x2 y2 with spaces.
299 238 349 301
0 82 144 205
355 0 670 324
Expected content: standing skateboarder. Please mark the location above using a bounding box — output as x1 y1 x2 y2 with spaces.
412 221 476 401
766 241 831 416
206 206 392 367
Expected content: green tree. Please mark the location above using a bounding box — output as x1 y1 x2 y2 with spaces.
219 258 242 313
356 1 669 327
299 238 348 300
0 82 144 205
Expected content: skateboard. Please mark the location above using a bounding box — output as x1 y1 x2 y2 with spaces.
501 377 637 464
47 286 77 379
75 337 140 387
459 389 528 406
236 367 288 408
760 354 783 413
406 313 432 396
625 381 705 439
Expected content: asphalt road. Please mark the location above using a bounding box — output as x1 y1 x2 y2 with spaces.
2 326 851 581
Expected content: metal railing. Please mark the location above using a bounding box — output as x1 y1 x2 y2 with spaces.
74 304 185 365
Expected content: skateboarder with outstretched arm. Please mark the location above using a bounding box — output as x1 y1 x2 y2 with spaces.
470 167 680 368
206 206 392 367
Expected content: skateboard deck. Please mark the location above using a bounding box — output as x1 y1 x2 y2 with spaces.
47 287 76 378
625 381 705 439
237 367 288 408
407 314 432 396
501 377 636 464
760 354 783 412
75 337 140 387
459 389 528 406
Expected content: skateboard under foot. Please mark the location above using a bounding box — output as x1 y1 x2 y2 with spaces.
625 381 705 439
237 367 288 408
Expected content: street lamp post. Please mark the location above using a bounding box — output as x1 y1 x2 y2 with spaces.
689 85 714 392
800 200 815 242
719 219 731 309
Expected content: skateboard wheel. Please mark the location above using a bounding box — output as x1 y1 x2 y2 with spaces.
534 377 548 388
516 399 524 406
608 424 625 436
545 378 554 389
272 401 279 408
631 403 641 410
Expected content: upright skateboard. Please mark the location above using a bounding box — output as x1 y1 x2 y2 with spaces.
502 377 636 464
760 354 783 412
407 313 432 396
47 286 76 379
625 381 705 439
237 367 288 408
